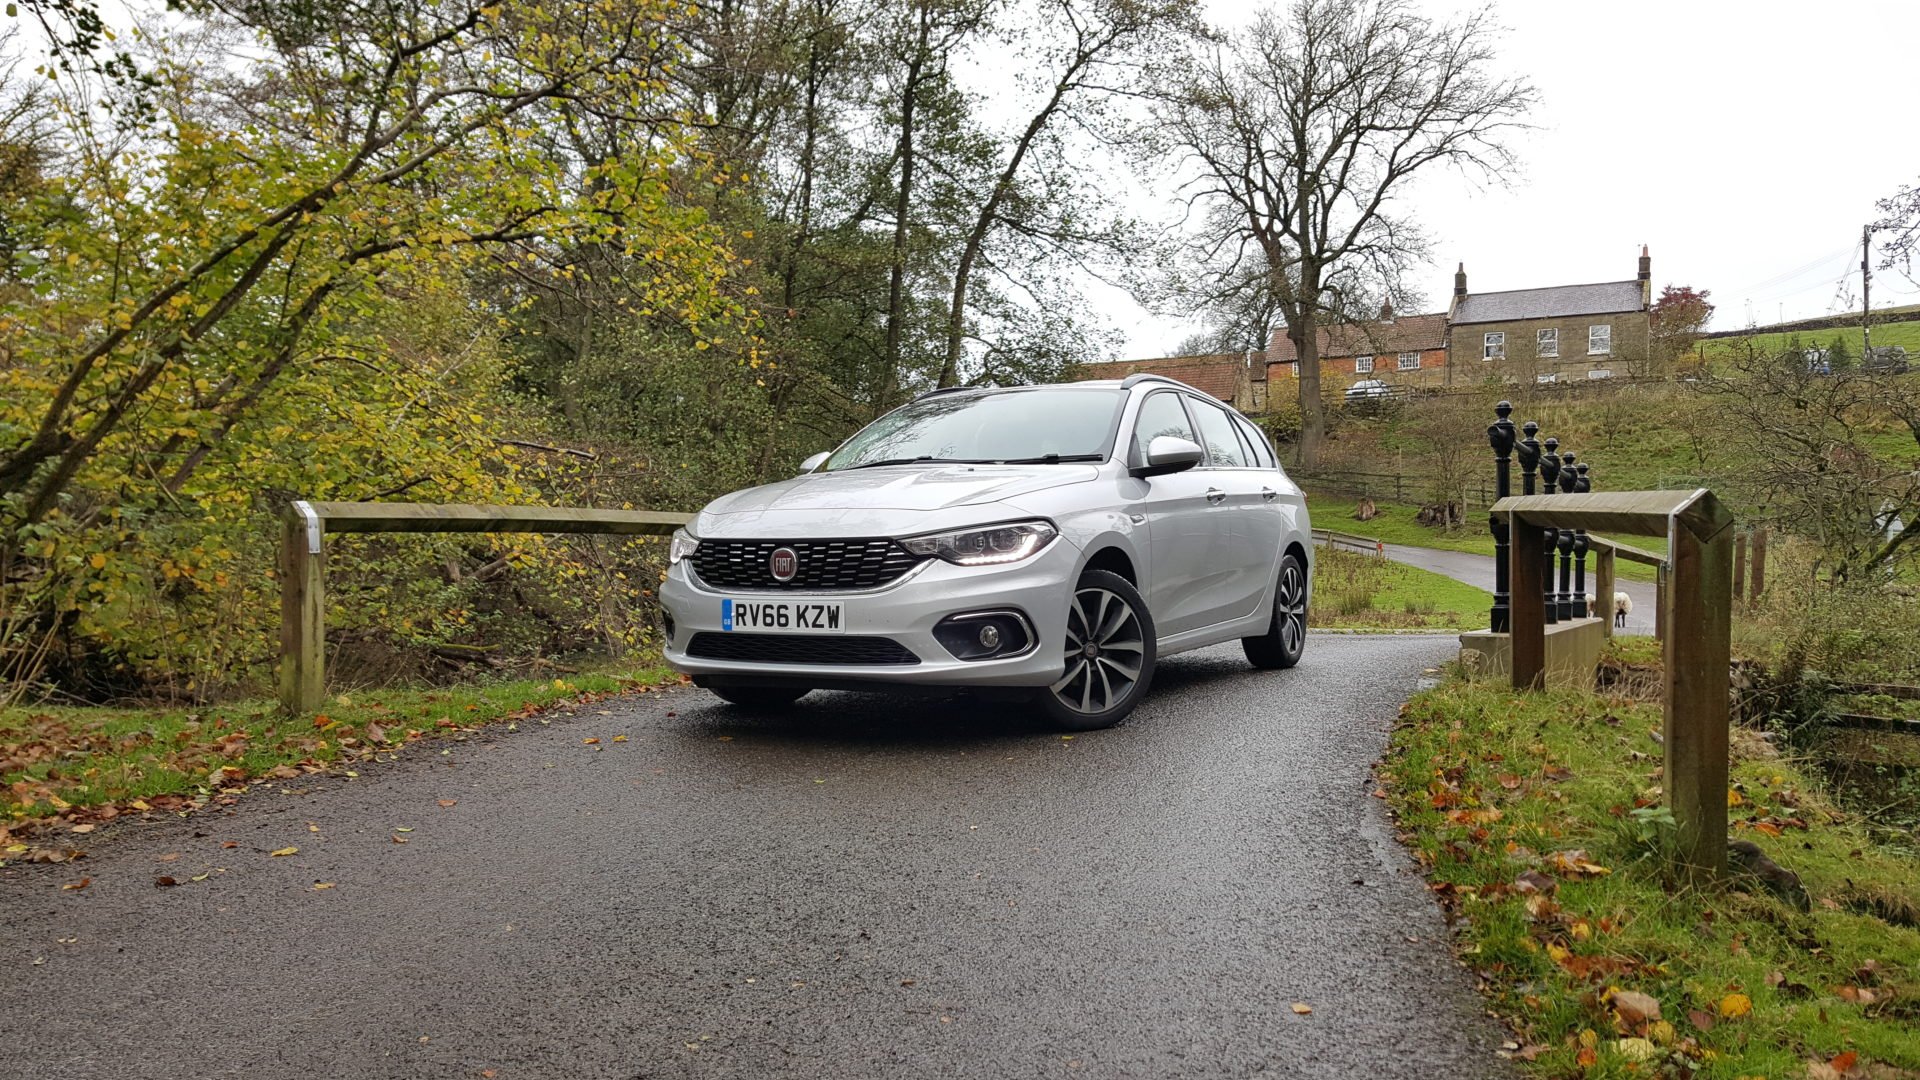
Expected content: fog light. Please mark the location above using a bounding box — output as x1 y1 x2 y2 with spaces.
934 610 1033 661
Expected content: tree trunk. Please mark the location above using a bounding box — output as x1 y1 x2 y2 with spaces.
1293 304 1326 468
879 13 927 411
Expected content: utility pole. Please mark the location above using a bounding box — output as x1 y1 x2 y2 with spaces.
1863 224 1873 362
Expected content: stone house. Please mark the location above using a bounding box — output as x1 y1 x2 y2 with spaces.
1073 352 1263 413
1262 304 1449 391
1446 248 1653 382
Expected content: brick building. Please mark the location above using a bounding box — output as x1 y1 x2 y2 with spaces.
1072 352 1262 412
1446 248 1653 382
1261 304 1448 391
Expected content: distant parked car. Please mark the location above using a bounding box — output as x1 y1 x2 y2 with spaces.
1344 379 1391 400
1865 345 1910 374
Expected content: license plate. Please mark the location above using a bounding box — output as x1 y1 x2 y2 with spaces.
721 598 845 633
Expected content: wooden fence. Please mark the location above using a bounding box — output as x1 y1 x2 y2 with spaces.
279 501 691 715
1496 488 1734 882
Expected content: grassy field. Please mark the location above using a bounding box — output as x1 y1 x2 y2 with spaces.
2 662 679 841
1307 494 1664 582
1309 545 1492 630
1385 647 1920 1077
1703 314 1920 363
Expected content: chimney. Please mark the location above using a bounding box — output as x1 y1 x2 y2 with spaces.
1453 263 1467 299
1637 244 1650 282
1378 301 1394 323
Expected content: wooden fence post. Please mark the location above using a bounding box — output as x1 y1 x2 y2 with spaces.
279 503 326 715
1655 563 1668 641
1749 528 1767 603
1732 532 1748 605
1509 510 1547 690
1595 546 1616 640
1665 516 1732 882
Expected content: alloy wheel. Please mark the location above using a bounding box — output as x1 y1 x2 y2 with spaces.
1278 559 1307 654
1050 586 1146 715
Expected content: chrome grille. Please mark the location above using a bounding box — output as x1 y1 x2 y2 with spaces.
686 633 920 666
689 538 928 591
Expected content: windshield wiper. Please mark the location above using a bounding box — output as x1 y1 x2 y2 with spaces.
843 456 991 470
995 453 1105 464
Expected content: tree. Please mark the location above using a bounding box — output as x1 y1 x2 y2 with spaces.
1649 284 1714 367
1874 178 1920 284
1148 0 1533 466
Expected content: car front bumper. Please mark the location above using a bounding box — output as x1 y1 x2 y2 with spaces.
659 538 1079 687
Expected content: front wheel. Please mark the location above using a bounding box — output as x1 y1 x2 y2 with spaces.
1243 551 1307 670
1036 569 1157 731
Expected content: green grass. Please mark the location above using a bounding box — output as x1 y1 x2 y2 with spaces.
1 661 677 832
1309 545 1492 630
1384 650 1920 1077
1704 316 1920 363
1307 493 1663 582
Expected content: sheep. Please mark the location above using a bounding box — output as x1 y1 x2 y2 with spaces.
1614 591 1633 628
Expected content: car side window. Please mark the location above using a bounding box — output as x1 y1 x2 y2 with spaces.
1190 400 1246 467
1233 414 1274 468
1130 391 1196 463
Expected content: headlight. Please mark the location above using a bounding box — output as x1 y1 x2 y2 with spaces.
901 521 1056 566
668 529 699 565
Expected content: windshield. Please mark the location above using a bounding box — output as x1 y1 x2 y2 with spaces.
826 388 1125 470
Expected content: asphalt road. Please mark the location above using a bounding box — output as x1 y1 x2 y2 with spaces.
3 635 1514 1080
1372 543 1659 636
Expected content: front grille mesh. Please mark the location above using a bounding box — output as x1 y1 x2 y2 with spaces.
689 538 928 591
686 633 920 666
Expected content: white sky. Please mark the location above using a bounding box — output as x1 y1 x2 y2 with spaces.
1090 0 1920 355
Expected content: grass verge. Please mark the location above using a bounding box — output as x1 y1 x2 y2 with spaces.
2 661 679 845
1383 649 1920 1077
1308 493 1663 583
1310 545 1492 630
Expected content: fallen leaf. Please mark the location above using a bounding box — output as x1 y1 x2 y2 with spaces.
1687 1008 1715 1031
1616 1037 1657 1062
155 876 178 887
391 835 408 844
70 824 95 834
1290 1003 1312 1015
1497 773 1522 790
1612 990 1662 1025
1834 985 1878 1004
1718 992 1751 1018
62 877 90 890
1830 1051 1858 1073
313 882 335 890
366 722 387 743
1575 1046 1597 1067
583 738 600 745
438 799 457 808
612 734 628 743
156 852 180 862
222 841 238 849
1512 870 1556 894
270 846 299 857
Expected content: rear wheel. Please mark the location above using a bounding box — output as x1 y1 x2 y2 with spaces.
1243 551 1307 670
708 685 812 709
1036 569 1157 731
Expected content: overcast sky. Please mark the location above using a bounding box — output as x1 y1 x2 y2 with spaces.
1091 0 1920 356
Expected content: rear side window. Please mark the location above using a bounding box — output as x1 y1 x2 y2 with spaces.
1190 400 1247 467
1131 392 1196 462
1233 414 1275 468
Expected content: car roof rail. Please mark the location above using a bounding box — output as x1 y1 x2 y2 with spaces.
1119 372 1201 393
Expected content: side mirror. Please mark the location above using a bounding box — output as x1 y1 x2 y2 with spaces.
798 451 830 475
1130 435 1204 478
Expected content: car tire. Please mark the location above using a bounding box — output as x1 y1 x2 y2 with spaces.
1036 568 1157 731
708 685 812 709
1243 551 1307 670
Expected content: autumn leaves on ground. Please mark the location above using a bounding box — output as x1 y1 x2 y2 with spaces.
1384 642 1920 1078
1 665 678 861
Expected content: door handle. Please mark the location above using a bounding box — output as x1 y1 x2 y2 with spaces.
1261 487 1278 502
1206 487 1226 505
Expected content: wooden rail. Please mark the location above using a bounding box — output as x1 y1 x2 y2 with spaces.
280 501 691 715
1311 527 1385 556
1495 488 1733 882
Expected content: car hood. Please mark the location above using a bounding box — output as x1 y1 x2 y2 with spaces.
694 463 1098 538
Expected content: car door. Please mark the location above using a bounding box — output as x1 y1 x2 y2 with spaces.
1126 391 1224 636
1186 398 1272 624
1230 411 1288 597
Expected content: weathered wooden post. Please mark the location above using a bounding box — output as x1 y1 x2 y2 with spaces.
279 502 327 715
1749 527 1768 602
1655 563 1668 640
1572 462 1591 617
1509 506 1548 690
1666 495 1733 884
1487 401 1517 631
1594 542 1616 640
1556 450 1578 620
1540 437 1562 625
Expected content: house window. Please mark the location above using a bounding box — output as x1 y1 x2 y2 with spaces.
1537 328 1558 357
1588 324 1611 355
1483 332 1505 360
1398 351 1420 371
1354 355 1374 374
1290 362 1300 378
1588 368 1613 380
